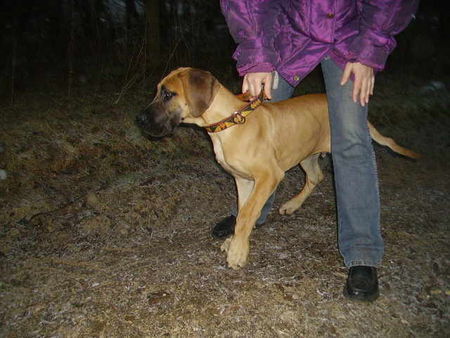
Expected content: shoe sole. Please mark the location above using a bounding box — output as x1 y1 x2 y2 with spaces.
343 285 380 302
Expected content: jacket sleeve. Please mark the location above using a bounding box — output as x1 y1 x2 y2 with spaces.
220 0 280 75
349 0 420 71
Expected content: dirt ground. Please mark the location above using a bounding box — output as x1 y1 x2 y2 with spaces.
0 75 449 337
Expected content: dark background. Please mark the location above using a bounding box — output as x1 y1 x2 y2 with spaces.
0 2 449 336
0 0 449 101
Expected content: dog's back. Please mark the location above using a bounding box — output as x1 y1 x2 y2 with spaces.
262 93 420 160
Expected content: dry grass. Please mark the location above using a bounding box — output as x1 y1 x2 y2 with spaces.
0 73 449 337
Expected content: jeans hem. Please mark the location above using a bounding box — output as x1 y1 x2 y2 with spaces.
345 260 382 268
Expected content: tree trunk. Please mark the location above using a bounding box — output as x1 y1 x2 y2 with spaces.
143 0 160 64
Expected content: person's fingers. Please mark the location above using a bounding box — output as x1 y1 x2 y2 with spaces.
263 73 273 99
353 77 361 103
242 74 250 94
366 77 371 104
365 81 370 105
342 62 375 106
248 82 256 98
341 63 352 85
242 77 249 95
253 81 262 98
363 69 374 105
243 72 273 99
264 85 272 100
370 77 375 96
360 77 368 106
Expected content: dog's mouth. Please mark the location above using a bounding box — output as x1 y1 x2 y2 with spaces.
135 109 181 138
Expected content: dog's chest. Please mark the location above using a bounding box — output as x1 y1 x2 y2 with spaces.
211 137 227 167
210 136 236 173
209 134 252 179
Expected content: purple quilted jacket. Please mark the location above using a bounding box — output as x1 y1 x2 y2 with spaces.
220 0 419 85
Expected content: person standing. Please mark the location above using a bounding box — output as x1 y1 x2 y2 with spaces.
216 0 419 301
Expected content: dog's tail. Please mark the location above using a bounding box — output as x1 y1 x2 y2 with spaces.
368 122 421 159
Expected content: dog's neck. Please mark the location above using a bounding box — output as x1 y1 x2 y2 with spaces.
186 85 245 128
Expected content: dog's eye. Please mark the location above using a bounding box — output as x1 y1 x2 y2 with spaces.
161 89 176 102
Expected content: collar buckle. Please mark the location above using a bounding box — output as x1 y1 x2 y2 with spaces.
232 113 246 124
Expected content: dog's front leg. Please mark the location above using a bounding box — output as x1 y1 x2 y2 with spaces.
235 176 254 210
222 171 283 269
220 176 254 266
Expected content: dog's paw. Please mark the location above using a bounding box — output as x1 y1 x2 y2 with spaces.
220 237 232 253
226 236 249 269
279 200 300 215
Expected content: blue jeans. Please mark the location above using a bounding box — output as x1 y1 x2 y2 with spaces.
233 57 384 267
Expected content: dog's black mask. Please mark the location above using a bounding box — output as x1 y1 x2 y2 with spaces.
135 101 182 138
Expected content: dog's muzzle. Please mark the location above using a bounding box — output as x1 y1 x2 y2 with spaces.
135 104 180 138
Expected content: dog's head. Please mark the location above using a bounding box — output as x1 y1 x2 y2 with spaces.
136 67 220 138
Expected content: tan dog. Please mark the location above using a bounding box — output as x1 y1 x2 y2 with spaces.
136 67 420 269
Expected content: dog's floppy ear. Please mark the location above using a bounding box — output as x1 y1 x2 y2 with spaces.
185 69 220 117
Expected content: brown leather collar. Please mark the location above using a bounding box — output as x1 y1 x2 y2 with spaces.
203 91 265 133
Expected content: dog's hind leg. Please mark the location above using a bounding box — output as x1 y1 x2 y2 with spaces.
279 153 324 215
222 168 284 269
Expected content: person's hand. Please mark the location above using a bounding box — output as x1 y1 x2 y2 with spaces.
340 62 374 106
242 72 273 100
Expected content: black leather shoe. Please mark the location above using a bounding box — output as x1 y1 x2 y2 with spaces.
344 266 379 302
211 215 236 238
211 215 267 239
